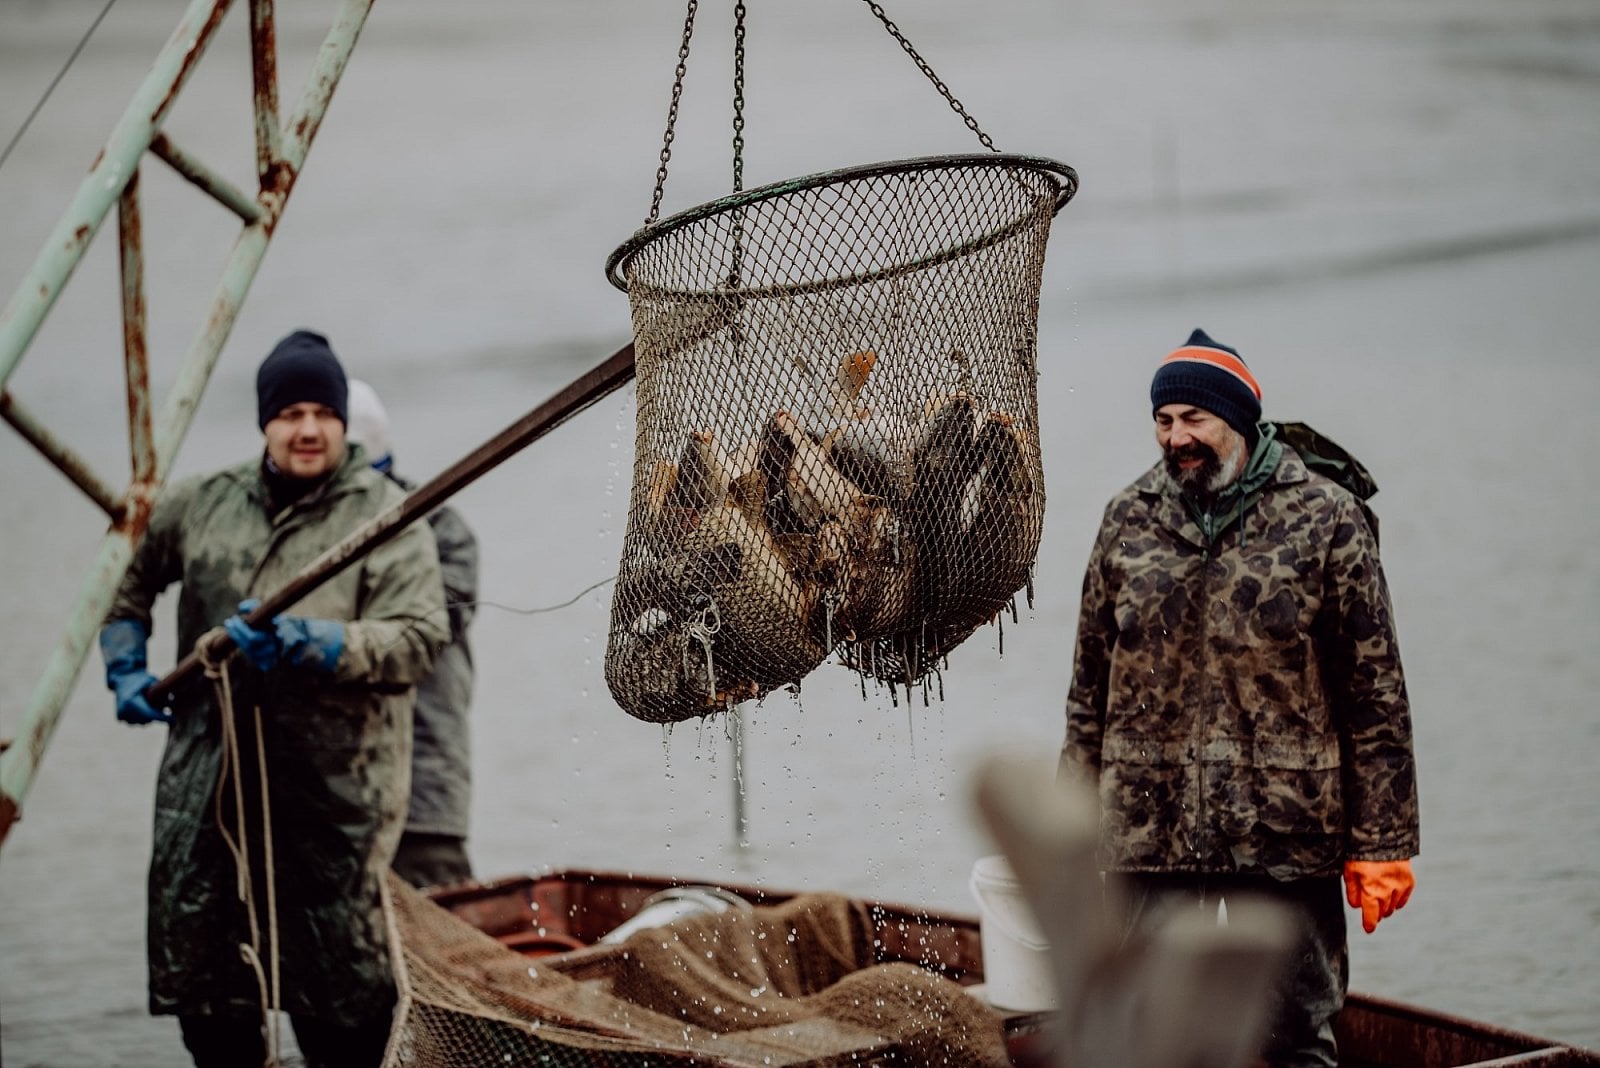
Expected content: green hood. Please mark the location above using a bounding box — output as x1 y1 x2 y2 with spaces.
1183 421 1283 546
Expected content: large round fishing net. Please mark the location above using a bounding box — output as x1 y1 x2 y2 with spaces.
604 154 1076 723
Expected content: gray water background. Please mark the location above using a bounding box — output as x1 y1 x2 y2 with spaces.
1 1 1597 1063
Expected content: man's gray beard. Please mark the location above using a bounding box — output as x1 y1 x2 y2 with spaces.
1205 444 1247 493
1171 443 1246 498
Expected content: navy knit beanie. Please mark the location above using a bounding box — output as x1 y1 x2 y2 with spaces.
1149 328 1262 440
256 330 348 429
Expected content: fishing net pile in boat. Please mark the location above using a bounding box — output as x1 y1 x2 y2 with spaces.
379 874 1010 1067
604 155 1077 722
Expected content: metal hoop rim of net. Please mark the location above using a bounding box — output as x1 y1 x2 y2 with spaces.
605 152 1078 298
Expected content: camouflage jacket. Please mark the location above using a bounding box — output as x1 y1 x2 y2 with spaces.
109 445 446 1023
1061 444 1419 879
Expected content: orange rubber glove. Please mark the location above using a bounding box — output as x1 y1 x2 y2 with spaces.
1343 860 1415 934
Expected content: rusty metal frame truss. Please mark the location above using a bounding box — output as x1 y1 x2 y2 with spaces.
0 0 376 849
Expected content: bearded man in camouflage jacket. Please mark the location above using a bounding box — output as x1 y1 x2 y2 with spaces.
1061 329 1419 1067
100 331 447 1068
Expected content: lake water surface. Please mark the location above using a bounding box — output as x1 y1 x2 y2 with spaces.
2 1 1597 1063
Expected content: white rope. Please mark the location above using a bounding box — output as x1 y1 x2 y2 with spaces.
250 701 282 1062
683 600 721 700
202 633 283 1067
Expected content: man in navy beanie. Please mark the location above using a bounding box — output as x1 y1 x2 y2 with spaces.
1148 327 1263 497
99 329 446 1068
254 329 351 507
1060 329 1420 1066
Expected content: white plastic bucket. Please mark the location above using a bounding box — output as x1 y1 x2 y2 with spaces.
969 854 1055 1012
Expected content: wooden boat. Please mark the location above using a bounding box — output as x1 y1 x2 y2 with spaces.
427 868 1600 1068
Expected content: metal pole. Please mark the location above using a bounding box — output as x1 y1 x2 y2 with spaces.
0 0 235 390
730 705 749 848
119 169 156 488
0 0 378 852
0 536 141 848
0 390 125 518
154 0 377 475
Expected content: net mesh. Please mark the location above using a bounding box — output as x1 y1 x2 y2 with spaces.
381 874 1011 1067
605 156 1076 722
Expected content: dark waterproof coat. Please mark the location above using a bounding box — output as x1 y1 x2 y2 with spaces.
108 446 446 1024
391 472 477 839
1062 445 1419 879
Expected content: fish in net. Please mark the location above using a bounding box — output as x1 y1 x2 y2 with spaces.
605 155 1076 722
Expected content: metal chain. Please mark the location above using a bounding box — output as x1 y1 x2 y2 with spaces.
646 0 700 227
732 1 747 193
646 0 998 224
860 0 999 152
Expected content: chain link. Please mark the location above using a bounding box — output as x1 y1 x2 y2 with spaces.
649 0 996 227
860 0 998 152
732 1 747 193
647 0 700 227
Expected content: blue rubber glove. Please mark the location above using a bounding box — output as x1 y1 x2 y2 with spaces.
273 615 345 672
223 599 281 670
99 619 174 726
223 599 345 674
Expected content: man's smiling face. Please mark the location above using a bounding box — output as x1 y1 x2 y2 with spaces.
264 402 347 480
1156 402 1246 495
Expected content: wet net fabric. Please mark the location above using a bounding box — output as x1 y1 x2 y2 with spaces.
605 157 1073 722
380 875 1010 1067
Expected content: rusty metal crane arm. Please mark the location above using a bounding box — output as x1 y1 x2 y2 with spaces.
0 0 377 850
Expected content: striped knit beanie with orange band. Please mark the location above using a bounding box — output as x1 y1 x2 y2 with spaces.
1150 328 1263 442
